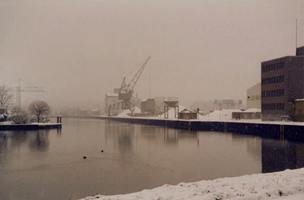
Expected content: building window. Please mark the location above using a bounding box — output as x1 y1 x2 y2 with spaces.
262 62 284 72
262 89 284 98
276 103 285 110
262 75 285 85
263 103 285 110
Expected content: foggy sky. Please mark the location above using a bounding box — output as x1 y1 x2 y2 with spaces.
0 0 303 110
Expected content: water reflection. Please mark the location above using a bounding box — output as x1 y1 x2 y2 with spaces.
262 140 304 173
118 130 133 155
105 121 135 156
1 119 304 200
28 129 50 152
140 126 157 140
164 128 179 145
57 127 62 137
0 132 8 154
0 130 50 152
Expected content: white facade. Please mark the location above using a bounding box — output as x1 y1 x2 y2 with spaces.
105 93 120 115
247 83 261 109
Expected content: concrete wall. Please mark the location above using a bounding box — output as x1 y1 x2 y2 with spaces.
247 83 261 109
99 116 304 142
294 100 304 122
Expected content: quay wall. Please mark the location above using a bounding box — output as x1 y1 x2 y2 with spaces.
96 116 304 142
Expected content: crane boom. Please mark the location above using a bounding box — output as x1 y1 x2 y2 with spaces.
119 56 150 101
127 56 150 92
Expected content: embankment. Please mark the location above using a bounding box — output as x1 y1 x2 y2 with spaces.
97 116 304 142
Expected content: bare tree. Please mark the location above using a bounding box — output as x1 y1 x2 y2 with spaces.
28 100 51 123
10 106 29 124
0 85 14 107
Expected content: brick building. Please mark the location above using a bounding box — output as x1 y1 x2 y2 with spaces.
261 46 304 121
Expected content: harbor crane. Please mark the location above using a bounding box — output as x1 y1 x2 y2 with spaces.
119 56 150 110
6 79 44 107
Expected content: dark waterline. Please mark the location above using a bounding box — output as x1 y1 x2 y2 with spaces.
0 118 304 200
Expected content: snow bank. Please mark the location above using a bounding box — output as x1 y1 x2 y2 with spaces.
0 121 13 125
151 105 188 119
80 168 304 200
116 107 141 117
199 109 241 121
243 108 261 113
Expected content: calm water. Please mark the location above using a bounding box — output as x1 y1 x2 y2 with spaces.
1 118 304 200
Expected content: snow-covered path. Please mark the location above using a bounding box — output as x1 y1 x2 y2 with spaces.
80 168 304 200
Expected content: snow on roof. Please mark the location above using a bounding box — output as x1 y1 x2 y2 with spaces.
81 168 304 200
199 109 241 121
179 109 194 113
295 99 304 101
242 108 261 113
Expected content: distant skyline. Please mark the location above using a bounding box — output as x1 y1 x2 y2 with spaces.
1 0 303 110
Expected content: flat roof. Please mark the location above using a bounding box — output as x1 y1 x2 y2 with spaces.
262 55 304 64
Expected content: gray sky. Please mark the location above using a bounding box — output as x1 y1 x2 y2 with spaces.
0 0 303 110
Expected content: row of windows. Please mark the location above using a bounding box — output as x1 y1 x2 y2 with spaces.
262 75 285 85
262 103 285 110
248 95 261 101
262 89 285 97
262 62 285 72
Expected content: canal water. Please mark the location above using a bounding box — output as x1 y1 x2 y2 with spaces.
0 118 304 200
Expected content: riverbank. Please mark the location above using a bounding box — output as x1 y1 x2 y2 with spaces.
0 122 62 130
63 114 304 142
80 168 304 200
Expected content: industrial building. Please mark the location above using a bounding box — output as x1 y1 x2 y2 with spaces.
178 109 198 120
247 83 261 109
141 97 165 116
105 92 119 116
261 46 304 121
213 99 243 110
105 90 141 116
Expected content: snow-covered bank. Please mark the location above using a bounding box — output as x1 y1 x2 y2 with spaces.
80 168 304 200
111 107 304 126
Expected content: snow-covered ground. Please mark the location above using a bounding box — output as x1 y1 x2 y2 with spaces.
112 107 304 126
115 106 250 121
198 109 242 121
80 168 304 200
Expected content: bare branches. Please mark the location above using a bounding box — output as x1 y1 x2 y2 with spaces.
28 100 50 123
0 85 14 107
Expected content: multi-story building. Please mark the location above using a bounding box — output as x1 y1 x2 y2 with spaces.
261 46 304 121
